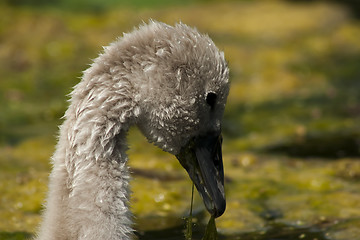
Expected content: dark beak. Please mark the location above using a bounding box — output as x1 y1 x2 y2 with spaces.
176 133 226 218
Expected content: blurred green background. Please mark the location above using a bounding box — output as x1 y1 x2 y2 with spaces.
1 0 360 239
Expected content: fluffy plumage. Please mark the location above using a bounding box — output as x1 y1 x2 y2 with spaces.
36 21 229 240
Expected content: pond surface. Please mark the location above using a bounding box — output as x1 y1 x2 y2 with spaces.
136 218 330 240
1 137 360 240
0 224 329 240
130 152 360 240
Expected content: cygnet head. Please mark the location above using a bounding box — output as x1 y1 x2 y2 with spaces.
136 24 229 153
98 21 229 217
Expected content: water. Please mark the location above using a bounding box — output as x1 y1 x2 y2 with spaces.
0 223 332 240
136 217 329 240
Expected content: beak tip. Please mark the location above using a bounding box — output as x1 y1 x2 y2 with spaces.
217 202 226 218
211 198 226 218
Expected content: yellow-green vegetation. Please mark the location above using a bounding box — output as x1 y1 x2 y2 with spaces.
202 216 218 240
1 0 360 239
217 154 360 239
185 184 194 240
0 137 52 235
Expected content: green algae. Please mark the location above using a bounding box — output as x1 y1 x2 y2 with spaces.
216 154 360 240
185 183 195 240
202 216 217 240
335 159 360 181
5 140 360 238
326 218 360 240
185 184 219 240
0 232 33 240
0 138 51 232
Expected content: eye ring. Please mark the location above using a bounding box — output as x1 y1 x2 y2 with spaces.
206 92 217 109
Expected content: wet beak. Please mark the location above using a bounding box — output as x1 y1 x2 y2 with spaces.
176 133 226 218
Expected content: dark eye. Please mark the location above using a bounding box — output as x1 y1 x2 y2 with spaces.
206 92 217 109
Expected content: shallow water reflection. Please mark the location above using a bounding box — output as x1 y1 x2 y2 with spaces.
136 221 329 240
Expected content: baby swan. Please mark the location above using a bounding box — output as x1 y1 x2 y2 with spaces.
36 21 229 240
